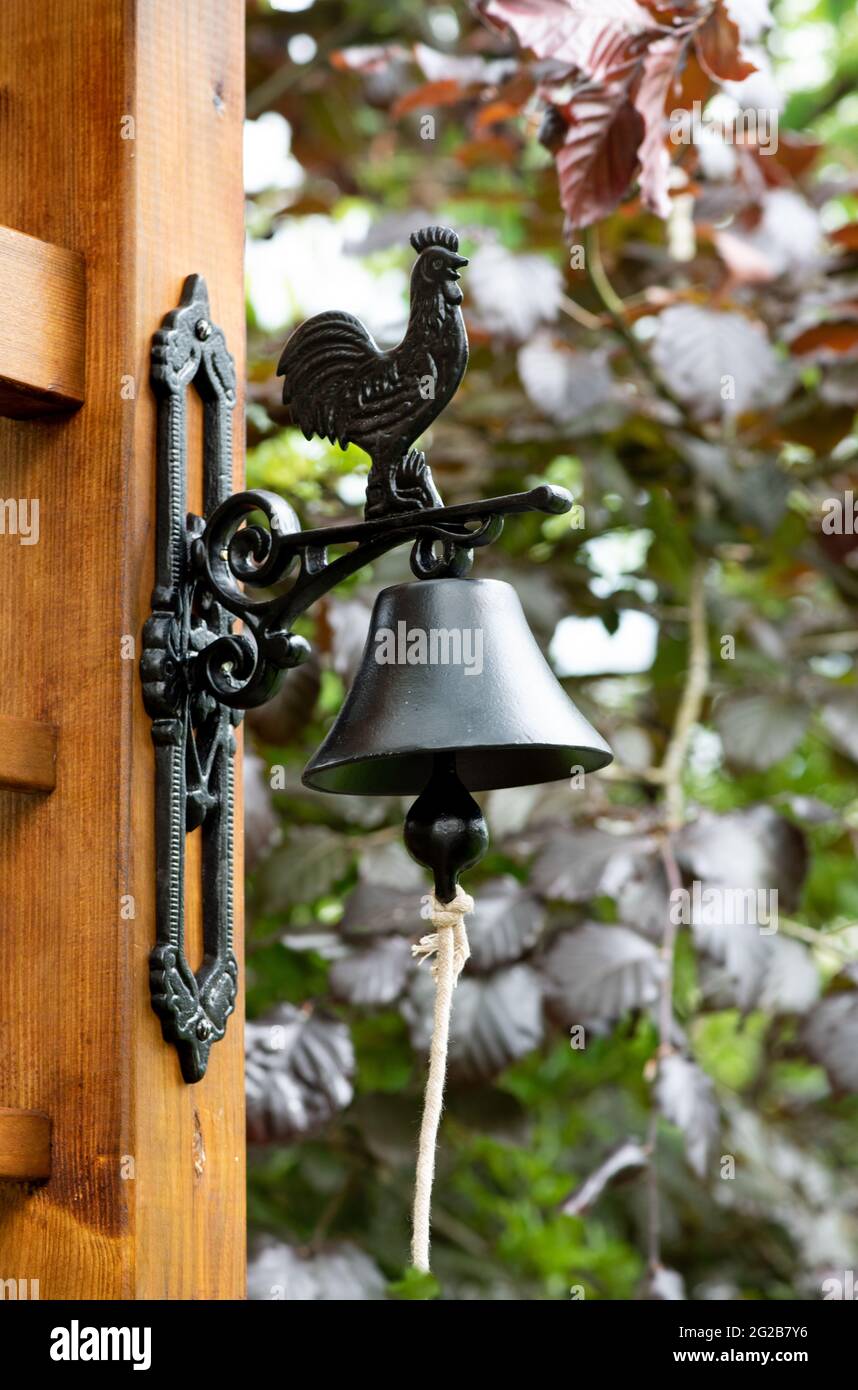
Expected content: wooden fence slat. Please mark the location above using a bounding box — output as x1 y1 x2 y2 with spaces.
0 716 57 792
0 225 85 418
0 1109 51 1181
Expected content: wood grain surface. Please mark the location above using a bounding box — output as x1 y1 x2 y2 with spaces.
0 224 86 418
0 1109 51 1181
0 716 57 792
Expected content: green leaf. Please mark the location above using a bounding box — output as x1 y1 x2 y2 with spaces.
388 1266 441 1300
255 825 354 913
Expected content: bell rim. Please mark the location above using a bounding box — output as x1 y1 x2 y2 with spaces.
302 739 613 796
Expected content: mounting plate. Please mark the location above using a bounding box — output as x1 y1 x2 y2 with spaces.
141 275 240 1083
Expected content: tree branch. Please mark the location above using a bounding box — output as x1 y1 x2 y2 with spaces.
659 557 710 833
584 227 711 443
645 558 709 1275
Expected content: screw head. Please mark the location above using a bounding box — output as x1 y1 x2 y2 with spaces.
195 318 212 341
196 1019 212 1041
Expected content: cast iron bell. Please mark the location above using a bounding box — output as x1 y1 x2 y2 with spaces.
303 576 612 795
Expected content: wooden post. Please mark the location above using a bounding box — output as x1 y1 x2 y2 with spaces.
0 0 246 1299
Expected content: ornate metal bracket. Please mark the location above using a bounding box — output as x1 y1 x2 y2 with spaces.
141 275 240 1083
189 478 572 713
142 239 574 1081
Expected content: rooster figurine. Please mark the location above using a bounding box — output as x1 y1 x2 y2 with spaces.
277 226 469 520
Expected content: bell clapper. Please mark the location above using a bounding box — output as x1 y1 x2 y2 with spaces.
403 754 488 1274
403 752 488 903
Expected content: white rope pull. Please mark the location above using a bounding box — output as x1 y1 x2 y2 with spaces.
410 885 474 1274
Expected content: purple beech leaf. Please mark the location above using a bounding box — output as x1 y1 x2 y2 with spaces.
402 963 544 1082
244 750 281 873
246 1004 355 1144
562 1138 649 1215
638 1264 686 1300
445 1087 531 1145
694 0 756 81
674 806 808 913
756 936 820 1015
248 1237 386 1301
468 242 563 342
531 827 650 903
803 985 858 1093
724 0 773 42
517 334 617 426
555 85 645 228
413 41 516 88
541 922 665 1025
329 935 413 1007
359 840 427 892
350 1093 424 1168
479 0 660 77
819 691 858 763
601 842 671 942
465 875 546 972
777 794 839 826
650 306 787 420
245 655 321 746
255 825 354 913
714 692 810 771
326 597 373 683
635 35 682 218
698 933 819 1016
340 880 423 939
655 1053 719 1178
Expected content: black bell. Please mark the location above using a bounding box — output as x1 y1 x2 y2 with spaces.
303 577 613 797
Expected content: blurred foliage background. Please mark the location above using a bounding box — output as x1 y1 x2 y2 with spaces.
242 0 858 1301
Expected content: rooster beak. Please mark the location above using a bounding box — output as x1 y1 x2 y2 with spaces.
450 254 469 270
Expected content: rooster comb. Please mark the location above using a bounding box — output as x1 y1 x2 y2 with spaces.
410 225 459 254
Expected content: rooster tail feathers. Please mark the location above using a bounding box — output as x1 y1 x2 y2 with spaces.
277 311 377 382
410 225 459 254
277 310 381 447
